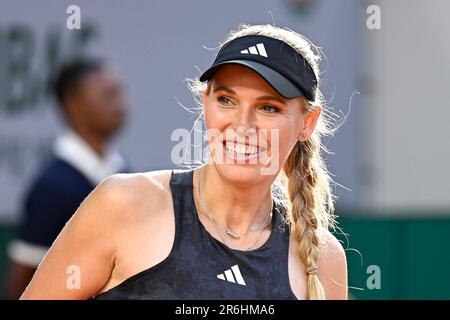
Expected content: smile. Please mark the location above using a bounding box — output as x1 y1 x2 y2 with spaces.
222 141 266 161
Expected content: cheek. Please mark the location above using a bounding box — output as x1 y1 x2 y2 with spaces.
203 104 225 149
204 102 227 128
265 118 301 158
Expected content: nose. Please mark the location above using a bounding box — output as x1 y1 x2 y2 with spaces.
232 105 256 133
227 106 258 145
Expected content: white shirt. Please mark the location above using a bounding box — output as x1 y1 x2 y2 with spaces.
52 129 126 185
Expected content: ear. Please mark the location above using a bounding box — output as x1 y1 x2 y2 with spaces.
297 105 321 141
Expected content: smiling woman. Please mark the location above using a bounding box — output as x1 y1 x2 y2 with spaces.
20 24 347 300
201 65 311 172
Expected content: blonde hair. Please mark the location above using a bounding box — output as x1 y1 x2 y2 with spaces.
187 24 337 300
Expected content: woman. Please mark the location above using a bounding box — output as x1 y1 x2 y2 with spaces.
21 24 347 300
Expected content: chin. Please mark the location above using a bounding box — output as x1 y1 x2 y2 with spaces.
214 163 264 185
212 149 274 184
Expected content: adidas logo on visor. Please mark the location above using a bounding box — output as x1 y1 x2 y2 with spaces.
240 43 268 58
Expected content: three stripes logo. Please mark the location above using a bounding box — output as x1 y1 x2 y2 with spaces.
240 43 268 58
217 264 246 286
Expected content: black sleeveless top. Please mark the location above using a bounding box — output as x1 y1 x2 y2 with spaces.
92 169 298 300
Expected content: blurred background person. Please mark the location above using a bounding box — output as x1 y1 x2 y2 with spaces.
5 58 131 299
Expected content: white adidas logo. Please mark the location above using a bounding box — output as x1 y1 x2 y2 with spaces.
240 43 268 58
217 264 246 286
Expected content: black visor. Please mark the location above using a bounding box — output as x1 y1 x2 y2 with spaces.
199 35 318 101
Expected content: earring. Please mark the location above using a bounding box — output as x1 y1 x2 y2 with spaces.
300 132 307 141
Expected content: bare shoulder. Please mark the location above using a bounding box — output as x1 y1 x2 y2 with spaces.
318 228 346 257
99 169 173 203
73 169 175 240
20 169 174 299
95 169 173 216
317 228 348 300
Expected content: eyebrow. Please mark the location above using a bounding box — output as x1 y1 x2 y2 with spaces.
212 85 287 105
212 85 236 95
256 95 286 105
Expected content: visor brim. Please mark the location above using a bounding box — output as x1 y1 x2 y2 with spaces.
199 60 304 99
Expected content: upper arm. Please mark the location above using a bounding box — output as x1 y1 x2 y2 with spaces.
20 173 136 300
317 229 348 300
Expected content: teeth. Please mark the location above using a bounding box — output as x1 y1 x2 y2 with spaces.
225 142 259 155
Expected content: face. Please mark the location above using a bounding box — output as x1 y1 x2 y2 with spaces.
67 67 127 138
202 64 321 183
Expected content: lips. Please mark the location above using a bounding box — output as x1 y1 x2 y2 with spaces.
222 139 266 155
223 141 259 155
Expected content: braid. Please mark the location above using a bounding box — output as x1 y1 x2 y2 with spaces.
283 135 331 300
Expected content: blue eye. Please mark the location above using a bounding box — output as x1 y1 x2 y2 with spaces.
261 105 280 113
218 96 232 105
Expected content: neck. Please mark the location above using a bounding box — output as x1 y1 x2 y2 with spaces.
195 164 275 235
71 126 108 157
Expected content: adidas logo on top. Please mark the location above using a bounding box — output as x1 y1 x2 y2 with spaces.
217 264 246 286
240 43 268 58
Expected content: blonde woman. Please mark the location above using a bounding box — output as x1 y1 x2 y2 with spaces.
21 24 347 300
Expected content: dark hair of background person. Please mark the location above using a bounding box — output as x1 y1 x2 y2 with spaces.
52 58 106 119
